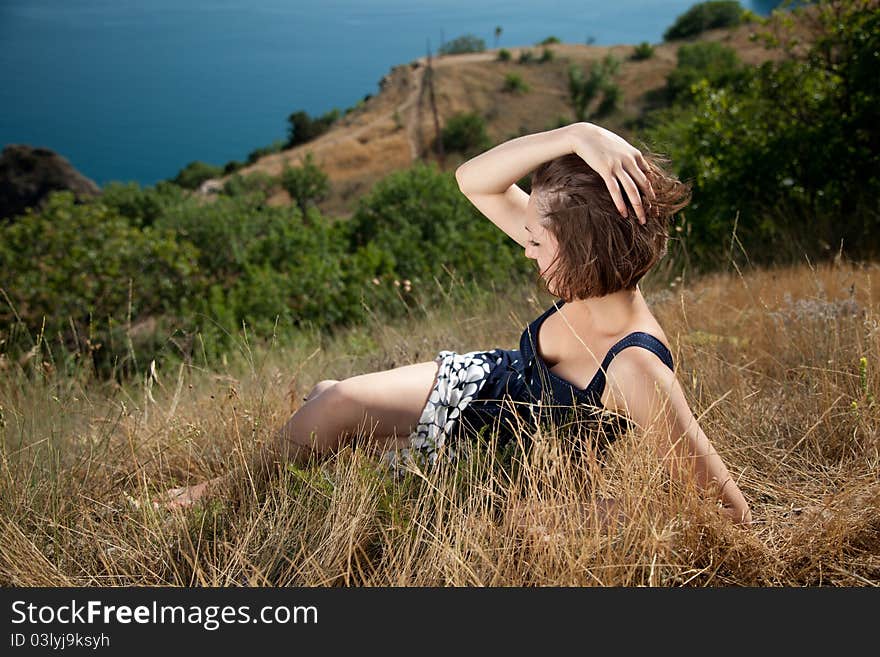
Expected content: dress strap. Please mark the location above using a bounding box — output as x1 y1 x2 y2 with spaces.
592 332 675 396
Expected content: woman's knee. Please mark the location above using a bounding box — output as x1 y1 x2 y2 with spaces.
304 379 339 403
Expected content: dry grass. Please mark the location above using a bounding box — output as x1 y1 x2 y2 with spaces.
1 257 878 586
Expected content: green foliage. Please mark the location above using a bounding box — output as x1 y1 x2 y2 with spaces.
247 139 286 165
0 191 198 375
170 160 224 190
644 0 880 269
439 34 486 55
518 50 535 64
663 1 745 41
503 73 530 94
440 112 492 158
666 41 746 104
286 108 340 148
631 42 655 60
98 180 189 227
539 36 561 45
539 47 555 63
222 170 278 201
279 152 330 220
568 55 621 122
497 48 512 61
222 160 245 175
344 162 534 309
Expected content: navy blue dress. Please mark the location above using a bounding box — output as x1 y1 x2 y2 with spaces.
389 299 675 472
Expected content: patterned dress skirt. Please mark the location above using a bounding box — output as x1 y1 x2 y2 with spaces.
380 348 502 476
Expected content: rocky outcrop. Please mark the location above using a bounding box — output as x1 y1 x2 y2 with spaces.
0 144 102 221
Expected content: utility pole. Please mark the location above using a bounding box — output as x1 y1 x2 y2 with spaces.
426 39 445 167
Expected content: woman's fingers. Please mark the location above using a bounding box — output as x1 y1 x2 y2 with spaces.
599 171 628 219
627 155 655 201
614 165 647 224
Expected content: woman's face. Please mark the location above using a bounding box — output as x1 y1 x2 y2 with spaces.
524 193 559 281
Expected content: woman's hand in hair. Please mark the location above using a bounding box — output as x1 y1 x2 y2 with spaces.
566 122 655 224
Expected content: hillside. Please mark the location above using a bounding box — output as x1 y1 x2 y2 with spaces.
199 10 808 220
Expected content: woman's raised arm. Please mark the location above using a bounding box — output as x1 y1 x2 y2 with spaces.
454 122 655 224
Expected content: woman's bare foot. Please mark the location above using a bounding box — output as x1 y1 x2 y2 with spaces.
152 475 228 511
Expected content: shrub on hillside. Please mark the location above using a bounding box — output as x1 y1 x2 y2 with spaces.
503 73 530 94
568 55 621 122
0 191 199 374
98 180 189 227
247 139 286 165
539 47 555 63
222 170 278 200
631 42 655 60
343 161 534 307
663 1 745 41
170 160 223 190
286 108 340 148
439 34 486 55
665 41 746 104
280 152 330 220
645 0 880 268
440 112 492 158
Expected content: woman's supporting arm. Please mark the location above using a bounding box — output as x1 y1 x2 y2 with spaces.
605 349 753 527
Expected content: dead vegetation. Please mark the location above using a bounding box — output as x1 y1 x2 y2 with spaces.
1 257 877 586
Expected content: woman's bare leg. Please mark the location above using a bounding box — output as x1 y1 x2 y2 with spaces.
155 360 441 509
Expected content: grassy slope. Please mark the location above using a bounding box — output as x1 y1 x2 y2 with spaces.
1 259 877 586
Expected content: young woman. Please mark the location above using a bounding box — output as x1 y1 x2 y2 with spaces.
156 122 752 527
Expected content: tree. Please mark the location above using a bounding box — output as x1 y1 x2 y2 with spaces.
568 54 621 121
285 108 340 148
494 26 503 48
644 0 880 267
663 1 745 41
438 34 486 55
440 112 492 158
280 152 330 223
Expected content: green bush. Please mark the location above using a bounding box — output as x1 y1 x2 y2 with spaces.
666 41 745 104
170 160 223 190
98 180 189 228
518 50 535 64
539 36 561 45
539 47 555 63
343 162 534 310
222 160 245 175
568 55 621 122
497 48 512 61
0 191 199 375
222 170 278 200
286 108 340 148
645 0 880 268
631 42 655 60
663 1 744 41
279 152 330 220
247 139 286 165
440 112 492 158
439 34 486 55
502 73 530 94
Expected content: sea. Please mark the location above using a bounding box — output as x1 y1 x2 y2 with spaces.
0 1 785 188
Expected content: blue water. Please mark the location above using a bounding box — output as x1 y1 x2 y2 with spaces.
0 1 783 188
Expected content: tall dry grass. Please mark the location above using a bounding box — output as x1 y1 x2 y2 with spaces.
1 258 878 586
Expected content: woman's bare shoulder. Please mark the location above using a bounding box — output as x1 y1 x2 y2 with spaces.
599 336 677 415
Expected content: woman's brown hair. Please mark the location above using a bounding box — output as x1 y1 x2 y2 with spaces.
530 150 692 301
